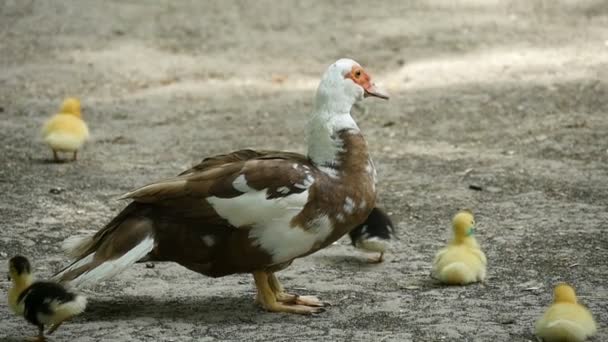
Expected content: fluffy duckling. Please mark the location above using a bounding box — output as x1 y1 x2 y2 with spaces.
8 255 87 341
535 283 597 342
349 207 395 263
41 97 89 162
431 210 486 285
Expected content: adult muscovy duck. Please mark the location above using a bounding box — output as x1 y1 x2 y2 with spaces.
54 58 389 314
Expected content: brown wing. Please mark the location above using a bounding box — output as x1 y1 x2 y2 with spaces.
119 149 316 222
179 149 310 176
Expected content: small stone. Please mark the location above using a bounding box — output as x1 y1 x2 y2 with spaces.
468 184 483 191
145 263 155 269
486 186 502 193
402 285 420 290
382 121 396 127
0 251 7 258
49 187 64 194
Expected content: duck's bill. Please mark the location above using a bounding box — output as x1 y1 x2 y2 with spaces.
364 83 390 100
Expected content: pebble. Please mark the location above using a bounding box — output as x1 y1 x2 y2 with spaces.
49 187 64 194
468 184 483 191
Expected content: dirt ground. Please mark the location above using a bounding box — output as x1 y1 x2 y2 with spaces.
1 1 607 341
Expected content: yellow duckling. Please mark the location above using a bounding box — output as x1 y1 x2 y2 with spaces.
41 98 89 162
535 283 597 342
8 255 87 341
431 210 486 285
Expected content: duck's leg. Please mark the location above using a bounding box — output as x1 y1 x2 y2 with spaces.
252 271 324 315
25 325 46 341
47 320 65 335
267 272 326 307
72 150 78 161
52 150 60 162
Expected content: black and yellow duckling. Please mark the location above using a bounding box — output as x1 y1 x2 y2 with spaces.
8 255 87 341
348 207 395 263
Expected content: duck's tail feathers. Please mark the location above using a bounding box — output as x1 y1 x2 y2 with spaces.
439 262 474 285
53 203 155 288
53 294 88 323
538 319 590 342
61 234 95 259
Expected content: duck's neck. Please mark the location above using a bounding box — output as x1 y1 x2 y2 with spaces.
8 274 33 312
11 274 33 293
306 109 360 169
452 236 479 249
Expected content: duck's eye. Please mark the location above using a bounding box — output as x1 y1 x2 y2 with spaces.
354 70 362 78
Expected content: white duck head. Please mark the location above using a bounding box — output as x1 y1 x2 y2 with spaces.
307 58 389 168
314 58 389 115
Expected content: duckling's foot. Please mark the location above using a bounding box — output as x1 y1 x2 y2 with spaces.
47 321 64 335
52 150 60 163
26 326 46 341
25 337 46 342
368 252 384 263
72 151 78 161
253 271 325 315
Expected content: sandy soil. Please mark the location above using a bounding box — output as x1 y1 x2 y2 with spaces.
1 1 607 341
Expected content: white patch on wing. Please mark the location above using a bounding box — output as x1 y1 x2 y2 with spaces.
336 212 345 222
307 215 332 237
201 235 216 247
208 189 330 262
343 196 355 214
207 189 307 227
318 165 339 178
232 174 254 193
294 173 315 190
359 200 367 210
276 186 290 194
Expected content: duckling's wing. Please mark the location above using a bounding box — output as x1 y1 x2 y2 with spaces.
469 248 487 265
19 282 78 326
431 247 449 273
